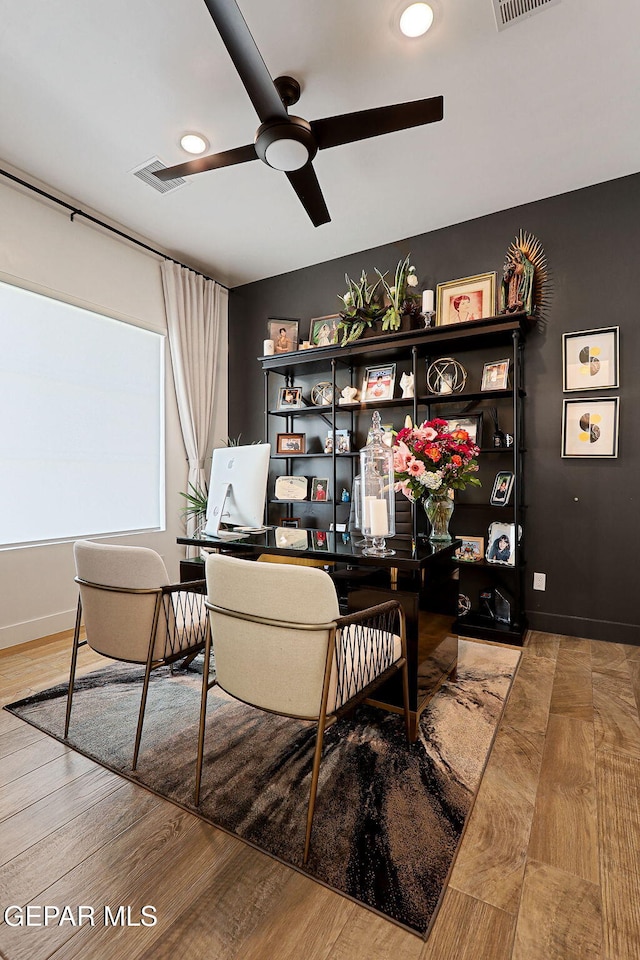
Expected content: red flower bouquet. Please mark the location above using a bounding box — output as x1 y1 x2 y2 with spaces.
393 418 481 501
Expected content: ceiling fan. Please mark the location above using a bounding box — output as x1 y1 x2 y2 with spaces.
154 0 444 226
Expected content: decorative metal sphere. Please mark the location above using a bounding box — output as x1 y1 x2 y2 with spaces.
426 357 467 394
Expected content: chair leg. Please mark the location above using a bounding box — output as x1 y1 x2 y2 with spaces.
194 624 213 806
401 658 412 743
132 658 154 771
303 713 327 865
64 597 83 739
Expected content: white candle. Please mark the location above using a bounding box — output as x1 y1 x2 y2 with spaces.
368 499 389 537
263 339 275 355
422 290 434 313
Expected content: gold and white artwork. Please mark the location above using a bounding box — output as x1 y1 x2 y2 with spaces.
562 398 619 458
563 327 619 391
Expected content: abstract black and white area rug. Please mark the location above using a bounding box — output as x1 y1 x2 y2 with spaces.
5 638 521 937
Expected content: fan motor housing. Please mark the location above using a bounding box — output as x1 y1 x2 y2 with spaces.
254 116 317 171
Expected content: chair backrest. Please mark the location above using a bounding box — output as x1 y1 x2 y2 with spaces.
205 554 340 719
74 540 170 663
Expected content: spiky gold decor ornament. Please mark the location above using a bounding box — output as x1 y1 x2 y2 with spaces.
499 230 550 322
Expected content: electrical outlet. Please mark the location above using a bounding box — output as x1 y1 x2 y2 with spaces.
533 572 546 591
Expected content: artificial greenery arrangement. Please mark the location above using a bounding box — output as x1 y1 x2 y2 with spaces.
337 270 384 345
376 254 421 332
337 255 422 342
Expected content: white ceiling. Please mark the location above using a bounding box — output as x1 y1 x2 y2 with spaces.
1 0 639 287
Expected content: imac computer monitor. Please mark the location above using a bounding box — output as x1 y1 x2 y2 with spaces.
204 443 271 537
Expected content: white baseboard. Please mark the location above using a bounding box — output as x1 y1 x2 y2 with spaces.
0 609 76 651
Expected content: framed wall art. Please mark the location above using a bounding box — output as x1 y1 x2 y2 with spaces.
562 397 619 458
562 326 619 391
436 272 496 327
361 363 396 402
267 318 299 354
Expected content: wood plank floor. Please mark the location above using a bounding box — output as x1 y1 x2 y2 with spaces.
1 630 639 959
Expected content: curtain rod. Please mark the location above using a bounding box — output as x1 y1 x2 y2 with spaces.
0 166 230 291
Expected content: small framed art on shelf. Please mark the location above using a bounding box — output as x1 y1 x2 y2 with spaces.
490 471 514 506
276 433 306 454
361 364 396 402
455 537 484 562
481 359 510 391
268 318 300 354
277 386 303 408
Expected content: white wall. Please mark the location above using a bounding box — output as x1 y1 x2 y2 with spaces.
0 172 228 649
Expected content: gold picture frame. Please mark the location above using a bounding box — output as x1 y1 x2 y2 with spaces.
436 272 496 327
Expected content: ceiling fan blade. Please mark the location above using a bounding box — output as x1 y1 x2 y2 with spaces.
285 163 331 227
202 0 288 123
154 143 258 180
310 96 444 151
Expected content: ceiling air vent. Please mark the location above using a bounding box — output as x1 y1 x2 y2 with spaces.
131 157 186 194
492 0 560 31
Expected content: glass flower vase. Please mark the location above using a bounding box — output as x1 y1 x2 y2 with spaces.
424 489 454 542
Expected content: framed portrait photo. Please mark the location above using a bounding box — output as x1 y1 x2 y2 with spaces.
310 477 330 501
439 414 483 447
455 536 484 562
277 386 303 409
481 359 510 391
486 522 520 566
276 432 306 455
562 397 619 458
562 326 619 391
310 315 340 347
490 471 515 506
436 272 496 327
362 363 396 402
267 318 299 354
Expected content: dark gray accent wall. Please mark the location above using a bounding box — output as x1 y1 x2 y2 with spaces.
229 173 639 644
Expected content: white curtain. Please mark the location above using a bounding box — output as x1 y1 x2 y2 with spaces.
161 261 227 545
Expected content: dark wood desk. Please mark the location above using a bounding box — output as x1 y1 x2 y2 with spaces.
178 529 459 739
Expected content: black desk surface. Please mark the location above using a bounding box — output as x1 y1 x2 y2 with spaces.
178 528 458 571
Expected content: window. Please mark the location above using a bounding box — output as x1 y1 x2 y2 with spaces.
0 280 165 547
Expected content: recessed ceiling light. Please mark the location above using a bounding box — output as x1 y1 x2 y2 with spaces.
399 2 434 37
180 133 210 155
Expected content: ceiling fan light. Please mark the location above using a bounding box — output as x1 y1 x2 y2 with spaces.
264 138 309 171
180 133 210 155
399 2 434 37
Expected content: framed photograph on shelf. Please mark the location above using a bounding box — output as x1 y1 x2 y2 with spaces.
276 433 306 455
436 272 496 327
490 471 515 506
310 478 329 501
267 318 299 354
277 386 303 409
481 359 510 391
280 517 301 528
561 397 619 458
309 315 340 347
361 363 396 402
439 414 483 446
562 326 619 391
311 530 329 550
335 429 351 453
486 522 520 566
455 536 484 562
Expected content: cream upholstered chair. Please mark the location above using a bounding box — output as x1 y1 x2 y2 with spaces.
197 553 410 864
66 540 210 768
